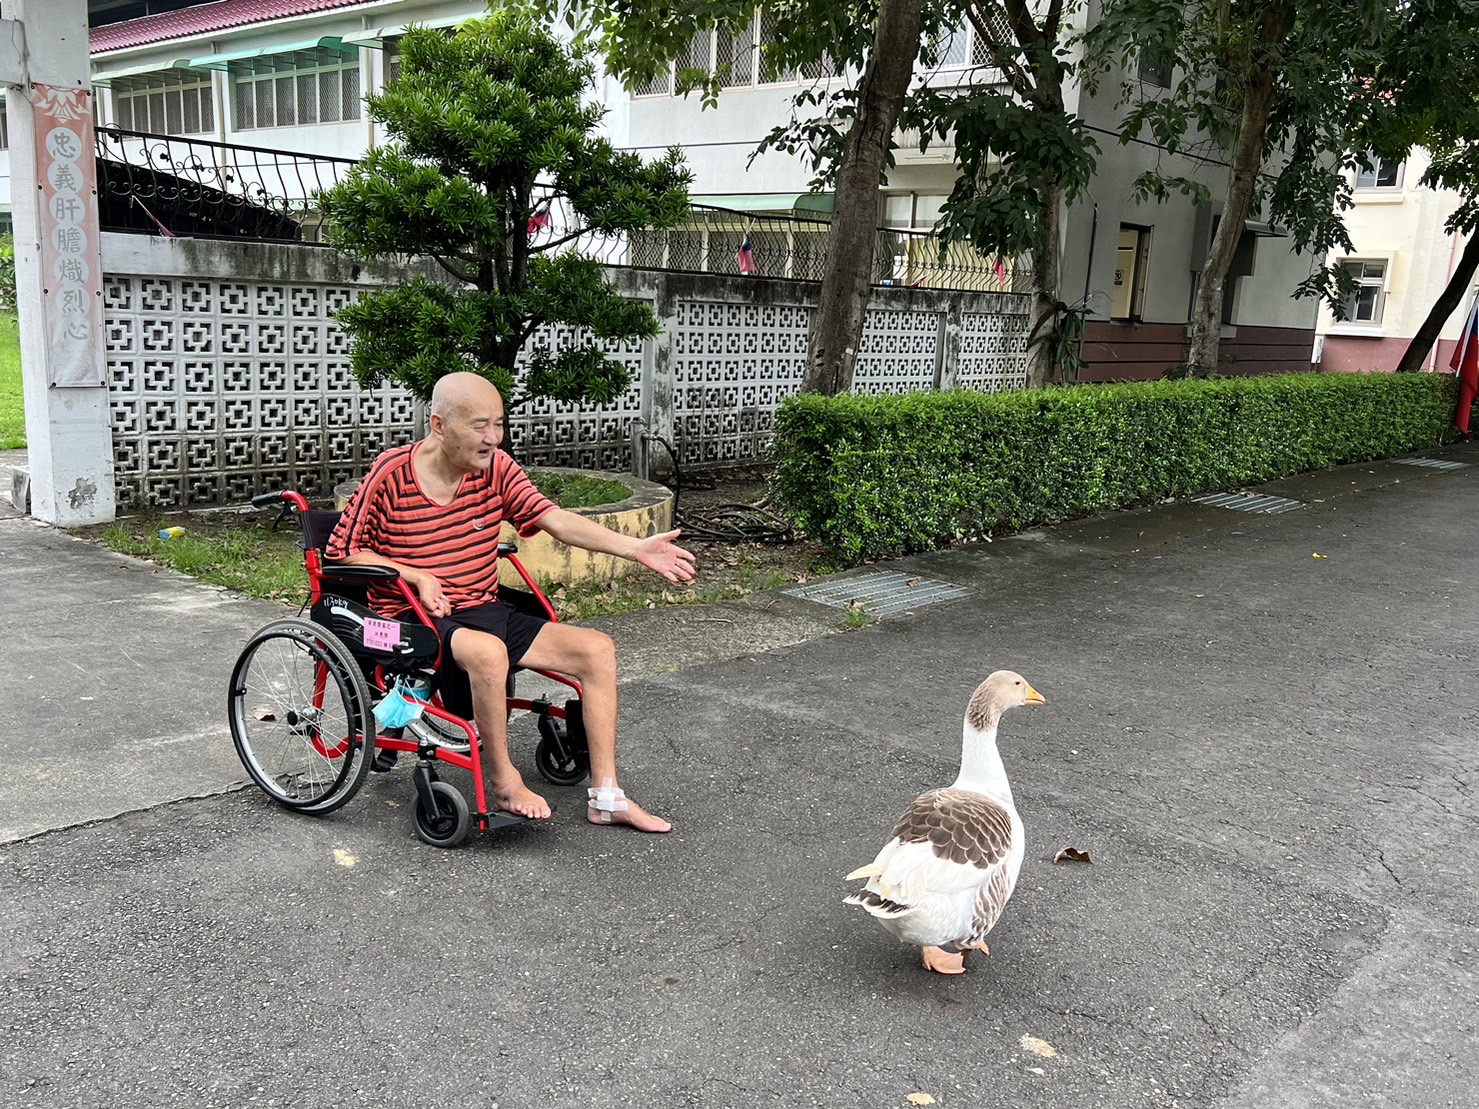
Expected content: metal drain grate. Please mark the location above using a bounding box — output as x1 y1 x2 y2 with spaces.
783 570 970 617
1394 457 1469 472
1193 491 1305 514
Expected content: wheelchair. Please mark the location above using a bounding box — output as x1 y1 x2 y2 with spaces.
226 489 590 848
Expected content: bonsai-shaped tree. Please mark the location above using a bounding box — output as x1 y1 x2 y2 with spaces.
317 5 691 411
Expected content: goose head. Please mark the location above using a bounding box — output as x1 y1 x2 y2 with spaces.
965 670 1046 735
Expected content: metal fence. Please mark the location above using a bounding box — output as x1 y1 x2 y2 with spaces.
94 127 355 242
92 127 1024 292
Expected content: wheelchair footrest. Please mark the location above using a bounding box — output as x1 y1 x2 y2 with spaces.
481 810 528 833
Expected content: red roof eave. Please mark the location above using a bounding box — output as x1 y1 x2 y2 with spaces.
91 0 377 55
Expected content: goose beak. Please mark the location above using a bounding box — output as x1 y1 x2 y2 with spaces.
1024 683 1046 706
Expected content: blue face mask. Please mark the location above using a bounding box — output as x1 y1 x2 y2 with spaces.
373 683 426 729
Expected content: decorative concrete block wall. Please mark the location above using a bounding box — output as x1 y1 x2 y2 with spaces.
100 235 1030 508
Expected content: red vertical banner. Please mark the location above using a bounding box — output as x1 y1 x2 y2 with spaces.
33 84 105 388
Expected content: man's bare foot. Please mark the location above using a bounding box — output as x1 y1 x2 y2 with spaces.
493 777 551 820
586 787 671 833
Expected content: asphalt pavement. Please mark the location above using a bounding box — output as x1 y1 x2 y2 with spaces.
2 443 1477 1108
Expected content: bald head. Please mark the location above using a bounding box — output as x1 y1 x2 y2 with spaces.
430 371 502 424
427 372 506 473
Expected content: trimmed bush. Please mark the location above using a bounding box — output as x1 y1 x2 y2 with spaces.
772 373 1458 564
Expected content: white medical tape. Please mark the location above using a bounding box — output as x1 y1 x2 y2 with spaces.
587 785 629 813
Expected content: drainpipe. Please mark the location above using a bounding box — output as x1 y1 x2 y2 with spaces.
1427 229 1463 372
1076 201 1098 378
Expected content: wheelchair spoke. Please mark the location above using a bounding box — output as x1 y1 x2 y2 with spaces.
229 620 374 814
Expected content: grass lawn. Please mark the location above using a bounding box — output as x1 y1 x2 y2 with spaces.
0 313 22 449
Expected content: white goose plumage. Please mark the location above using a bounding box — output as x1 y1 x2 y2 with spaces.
844 670 1045 975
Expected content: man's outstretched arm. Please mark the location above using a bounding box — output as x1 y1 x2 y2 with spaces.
535 508 697 583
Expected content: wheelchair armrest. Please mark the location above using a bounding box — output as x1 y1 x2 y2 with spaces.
320 561 401 582
498 542 517 556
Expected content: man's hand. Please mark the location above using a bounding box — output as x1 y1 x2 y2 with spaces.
408 569 452 618
634 529 697 584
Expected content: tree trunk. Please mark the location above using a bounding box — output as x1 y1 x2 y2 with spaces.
1394 231 1479 373
802 0 924 395
1025 182 1065 388
1188 68 1278 375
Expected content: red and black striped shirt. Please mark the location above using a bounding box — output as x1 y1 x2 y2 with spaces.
326 443 555 616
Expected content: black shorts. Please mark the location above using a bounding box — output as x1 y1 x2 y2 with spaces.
430 601 550 720
430 600 548 667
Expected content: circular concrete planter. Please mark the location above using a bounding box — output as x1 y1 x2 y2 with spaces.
333 467 674 587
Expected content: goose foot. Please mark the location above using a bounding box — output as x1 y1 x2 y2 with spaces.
921 945 966 975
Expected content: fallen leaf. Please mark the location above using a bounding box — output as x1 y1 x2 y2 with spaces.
1312 552 1328 559
1020 1034 1059 1058
253 706 277 722
332 848 356 868
905 1095 936 1106
1053 847 1092 865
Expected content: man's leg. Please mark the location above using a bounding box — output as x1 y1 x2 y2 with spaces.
448 627 550 820
519 622 671 833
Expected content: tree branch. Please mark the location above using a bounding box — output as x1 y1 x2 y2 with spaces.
432 254 477 284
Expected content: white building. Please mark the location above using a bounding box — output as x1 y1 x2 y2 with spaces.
1316 148 1476 373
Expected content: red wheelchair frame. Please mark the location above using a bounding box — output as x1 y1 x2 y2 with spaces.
226 489 590 847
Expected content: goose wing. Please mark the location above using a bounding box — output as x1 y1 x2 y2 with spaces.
848 788 1016 907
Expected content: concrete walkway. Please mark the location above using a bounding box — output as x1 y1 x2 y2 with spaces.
2 445 1477 1108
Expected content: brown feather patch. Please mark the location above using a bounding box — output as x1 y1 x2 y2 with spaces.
890 789 1013 869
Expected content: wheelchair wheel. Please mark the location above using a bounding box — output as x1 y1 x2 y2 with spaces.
413 780 470 848
535 712 588 787
228 619 375 815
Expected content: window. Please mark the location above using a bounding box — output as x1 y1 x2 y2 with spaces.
1138 52 1173 88
233 47 360 130
1112 225 1152 320
112 70 214 135
1355 155 1402 190
930 10 1006 70
0 97 8 151
1340 260 1386 322
634 10 835 97
385 38 404 85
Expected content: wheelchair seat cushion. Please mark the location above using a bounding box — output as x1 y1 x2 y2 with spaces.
311 594 441 671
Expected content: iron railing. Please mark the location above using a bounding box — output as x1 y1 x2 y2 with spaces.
92 127 1026 292
94 127 355 242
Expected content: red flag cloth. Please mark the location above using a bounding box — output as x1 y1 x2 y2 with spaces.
527 208 551 236
993 255 1007 284
736 235 757 275
1451 301 1479 434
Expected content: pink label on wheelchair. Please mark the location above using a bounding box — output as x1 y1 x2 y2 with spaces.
362 617 401 651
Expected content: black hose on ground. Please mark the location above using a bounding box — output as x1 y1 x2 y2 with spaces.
643 434 795 545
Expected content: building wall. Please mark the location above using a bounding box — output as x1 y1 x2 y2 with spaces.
1317 147 1475 373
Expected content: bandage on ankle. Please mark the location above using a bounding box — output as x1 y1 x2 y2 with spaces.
587 782 628 814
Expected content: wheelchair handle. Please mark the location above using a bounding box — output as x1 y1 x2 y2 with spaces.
252 490 310 512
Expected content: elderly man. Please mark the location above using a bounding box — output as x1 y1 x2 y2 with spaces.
327 371 694 833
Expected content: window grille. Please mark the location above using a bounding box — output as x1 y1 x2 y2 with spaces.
113 70 215 135
233 48 361 130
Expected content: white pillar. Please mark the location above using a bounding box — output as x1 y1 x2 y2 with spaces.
5 0 115 525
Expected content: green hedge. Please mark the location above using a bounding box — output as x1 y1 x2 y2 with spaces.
772 373 1458 564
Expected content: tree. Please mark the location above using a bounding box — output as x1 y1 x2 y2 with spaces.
550 0 1103 391
317 6 692 411
904 2 1099 388
804 0 925 395
1094 0 1394 376
1352 0 1479 374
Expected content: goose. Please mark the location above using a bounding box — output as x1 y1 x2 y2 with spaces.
844 670 1045 974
